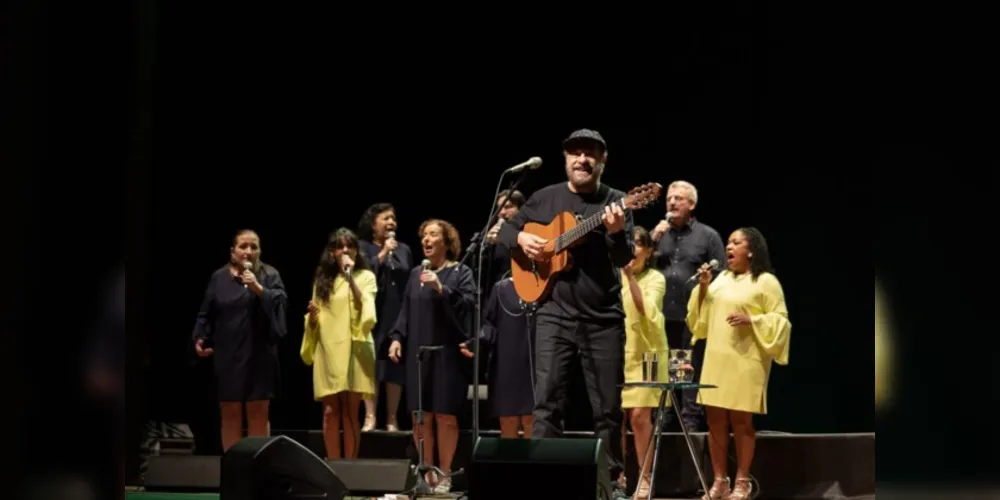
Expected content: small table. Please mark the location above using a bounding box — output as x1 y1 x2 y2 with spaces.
620 382 717 499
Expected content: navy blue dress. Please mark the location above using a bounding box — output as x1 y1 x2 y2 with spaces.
390 264 476 416
360 239 413 386
481 278 536 417
191 263 288 402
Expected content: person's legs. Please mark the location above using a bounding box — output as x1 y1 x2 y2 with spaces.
321 395 342 459
629 408 654 498
681 323 706 431
518 415 534 439
577 322 626 491
244 400 269 437
728 410 756 498
531 315 575 438
384 382 402 430
362 391 377 432
704 405 732 499
219 402 242 452
412 411 437 486
498 417 520 439
342 392 363 458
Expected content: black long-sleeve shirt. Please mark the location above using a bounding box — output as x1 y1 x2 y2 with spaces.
497 182 635 322
654 218 727 321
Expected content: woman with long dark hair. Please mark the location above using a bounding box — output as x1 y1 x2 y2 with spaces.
387 219 475 495
357 203 412 431
688 227 791 500
619 226 669 499
301 228 378 459
191 229 288 451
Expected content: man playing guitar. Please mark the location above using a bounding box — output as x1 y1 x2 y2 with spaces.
496 129 634 498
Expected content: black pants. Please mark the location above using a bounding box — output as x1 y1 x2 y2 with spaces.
532 314 625 479
664 319 705 430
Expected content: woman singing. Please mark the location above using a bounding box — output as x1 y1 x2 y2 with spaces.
480 276 535 439
387 219 475 495
301 228 378 459
191 229 288 452
358 203 412 432
619 226 669 499
687 227 791 500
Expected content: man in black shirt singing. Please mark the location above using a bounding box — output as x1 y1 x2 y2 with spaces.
496 129 633 497
651 180 727 431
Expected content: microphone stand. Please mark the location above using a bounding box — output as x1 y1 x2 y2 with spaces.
470 166 532 445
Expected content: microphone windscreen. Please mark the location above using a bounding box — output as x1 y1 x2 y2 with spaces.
709 259 720 270
527 156 543 169
387 231 396 239
242 260 253 270
421 259 431 270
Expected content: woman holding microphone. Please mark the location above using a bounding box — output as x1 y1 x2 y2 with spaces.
687 227 791 500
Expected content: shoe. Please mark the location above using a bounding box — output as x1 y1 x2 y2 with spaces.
386 417 399 432
725 477 752 500
362 414 376 432
634 474 651 500
702 476 730 500
433 477 451 494
609 481 629 500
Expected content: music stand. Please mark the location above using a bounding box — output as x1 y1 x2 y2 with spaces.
620 382 716 499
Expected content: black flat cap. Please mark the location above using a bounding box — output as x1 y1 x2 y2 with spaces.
562 129 607 152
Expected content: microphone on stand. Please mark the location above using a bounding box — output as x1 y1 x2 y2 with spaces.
241 260 253 288
421 259 431 288
686 259 720 284
504 156 543 174
386 230 396 270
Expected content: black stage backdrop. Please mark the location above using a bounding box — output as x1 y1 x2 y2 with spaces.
135 3 872 458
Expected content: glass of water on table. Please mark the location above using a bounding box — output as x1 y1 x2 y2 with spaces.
669 349 694 383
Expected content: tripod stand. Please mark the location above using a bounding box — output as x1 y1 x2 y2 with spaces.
405 344 464 498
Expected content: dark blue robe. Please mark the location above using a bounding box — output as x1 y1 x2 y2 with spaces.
191 263 288 402
390 263 476 416
360 239 413 385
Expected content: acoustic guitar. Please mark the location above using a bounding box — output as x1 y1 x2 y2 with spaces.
509 182 663 303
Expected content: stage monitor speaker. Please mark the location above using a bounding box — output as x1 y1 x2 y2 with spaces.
468 436 612 499
220 435 348 500
325 458 414 496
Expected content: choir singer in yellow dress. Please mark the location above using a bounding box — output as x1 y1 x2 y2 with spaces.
619 226 669 500
687 227 791 500
301 228 378 459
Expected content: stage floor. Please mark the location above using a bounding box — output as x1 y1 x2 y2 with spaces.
126 492 696 500
138 430 874 499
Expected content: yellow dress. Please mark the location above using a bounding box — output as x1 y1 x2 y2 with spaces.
300 270 378 400
621 268 671 409
686 270 791 414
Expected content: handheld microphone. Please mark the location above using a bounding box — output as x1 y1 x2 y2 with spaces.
504 156 543 174
421 259 431 287
687 259 720 284
386 230 396 270
241 260 253 288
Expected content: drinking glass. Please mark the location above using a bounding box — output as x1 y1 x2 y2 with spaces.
669 349 694 383
641 352 659 382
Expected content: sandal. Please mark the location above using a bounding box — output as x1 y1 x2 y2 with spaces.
726 477 752 500
361 414 376 432
634 473 651 500
702 476 731 500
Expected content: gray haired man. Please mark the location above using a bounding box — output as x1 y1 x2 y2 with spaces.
652 180 727 432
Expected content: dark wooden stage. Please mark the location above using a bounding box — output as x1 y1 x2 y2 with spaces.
140 429 875 499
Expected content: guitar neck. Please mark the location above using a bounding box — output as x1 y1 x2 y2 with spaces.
554 198 625 252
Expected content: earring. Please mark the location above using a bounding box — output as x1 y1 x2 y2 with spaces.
748 253 753 258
